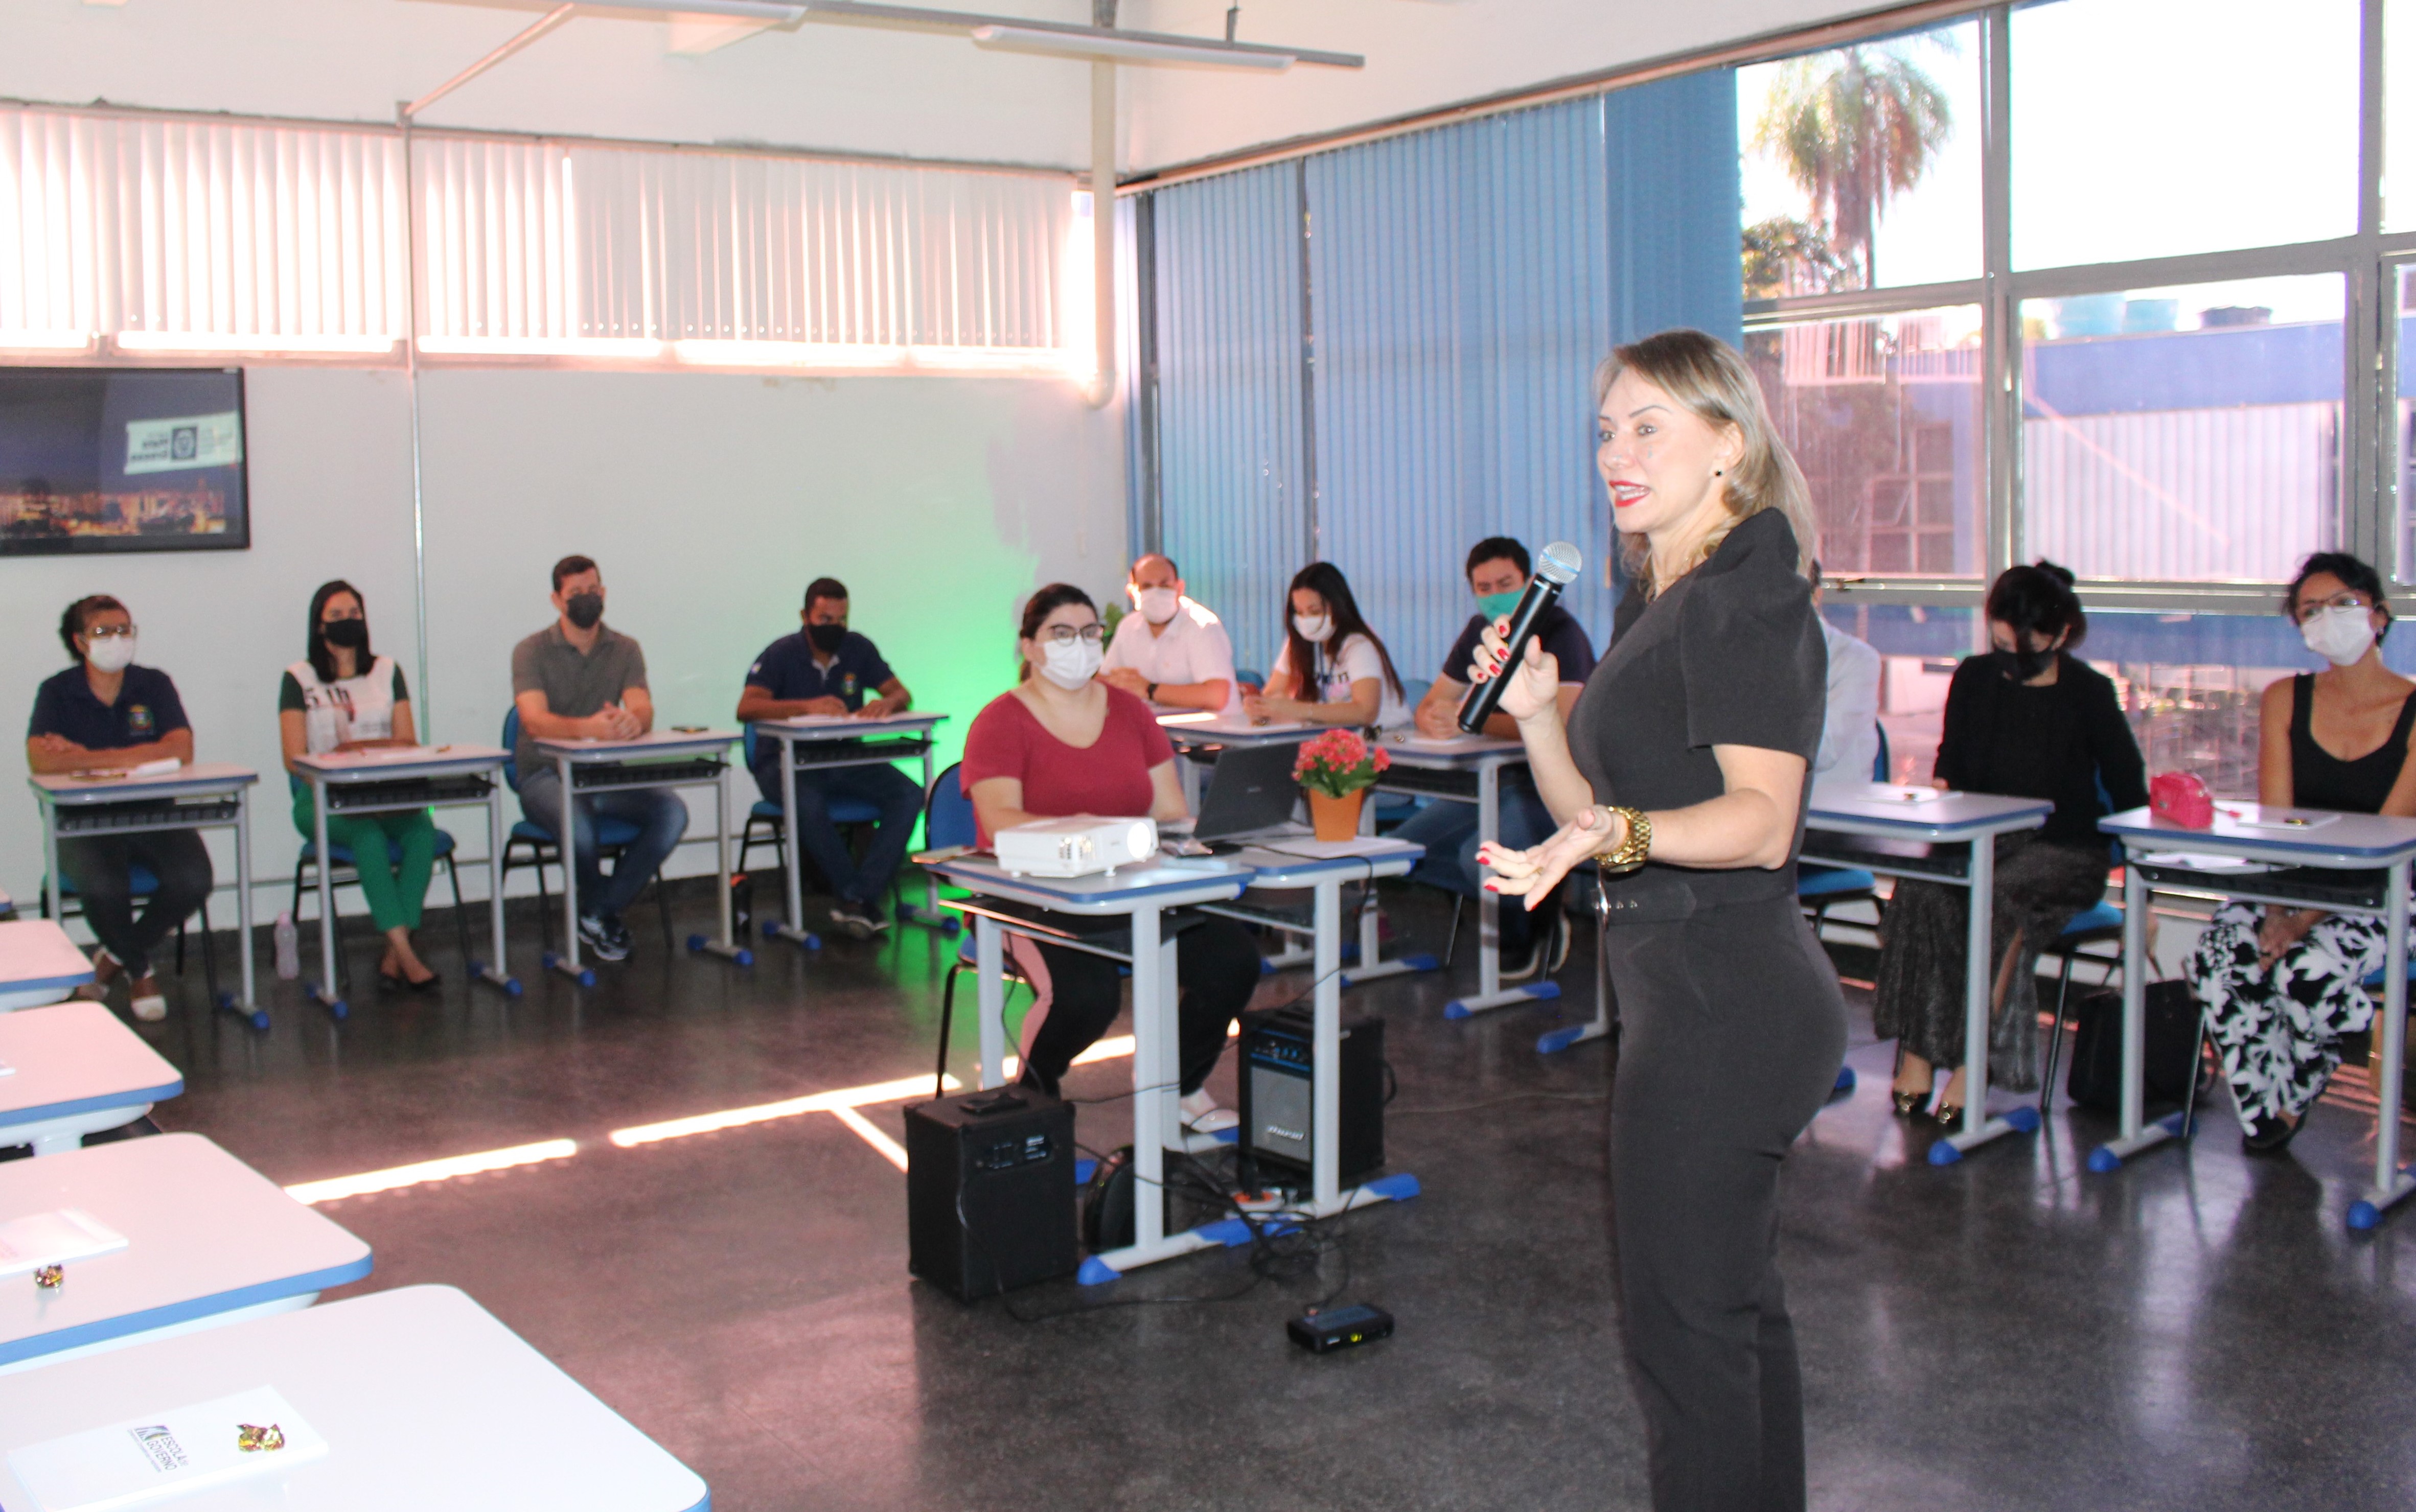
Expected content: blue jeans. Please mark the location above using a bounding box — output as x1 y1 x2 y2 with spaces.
517 767 689 922
752 760 924 914
1391 778 1557 947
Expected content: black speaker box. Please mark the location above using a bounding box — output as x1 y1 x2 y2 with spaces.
905 1088 1077 1301
1236 1005 1384 1189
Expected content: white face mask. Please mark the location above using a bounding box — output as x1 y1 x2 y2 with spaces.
84 635 136 673
2302 605 2378 667
1038 637 1103 690
1293 613 1334 644
1135 587 1181 625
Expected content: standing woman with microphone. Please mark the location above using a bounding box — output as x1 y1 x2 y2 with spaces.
1474 329 1846 1512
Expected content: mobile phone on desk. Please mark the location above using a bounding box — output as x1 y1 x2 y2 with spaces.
670 725 708 733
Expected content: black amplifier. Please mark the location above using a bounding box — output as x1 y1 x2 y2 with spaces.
1237 1006 1384 1189
905 1088 1077 1301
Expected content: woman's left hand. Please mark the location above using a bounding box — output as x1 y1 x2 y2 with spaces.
2256 906 2325 968
1479 806 1617 909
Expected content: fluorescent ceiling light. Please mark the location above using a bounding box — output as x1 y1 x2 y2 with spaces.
574 0 804 17
116 331 399 356
0 330 96 351
971 22 1288 67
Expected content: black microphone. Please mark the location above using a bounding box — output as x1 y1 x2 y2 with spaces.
1459 540 1582 734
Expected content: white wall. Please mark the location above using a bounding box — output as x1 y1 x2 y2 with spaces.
1120 0 1885 172
0 365 1128 920
0 0 1100 169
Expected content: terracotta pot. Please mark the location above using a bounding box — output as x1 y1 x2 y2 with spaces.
1307 787 1367 842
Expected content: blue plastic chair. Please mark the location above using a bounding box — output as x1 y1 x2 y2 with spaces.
1799 722 1892 926
287 772 472 989
733 724 886 888
499 707 673 951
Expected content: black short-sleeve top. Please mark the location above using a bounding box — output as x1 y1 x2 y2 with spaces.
1566 507 1827 907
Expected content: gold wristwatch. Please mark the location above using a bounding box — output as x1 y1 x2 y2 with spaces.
1596 806 1650 874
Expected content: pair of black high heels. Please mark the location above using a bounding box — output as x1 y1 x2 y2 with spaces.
1891 1088 1965 1124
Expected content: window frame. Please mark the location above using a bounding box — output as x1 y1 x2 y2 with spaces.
1742 0 2415 616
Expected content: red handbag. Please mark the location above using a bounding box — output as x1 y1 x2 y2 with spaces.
2149 771 2214 829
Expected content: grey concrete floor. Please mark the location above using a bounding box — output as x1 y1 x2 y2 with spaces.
91 882 2416 1511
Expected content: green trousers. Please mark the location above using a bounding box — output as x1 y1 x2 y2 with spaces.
292 788 437 932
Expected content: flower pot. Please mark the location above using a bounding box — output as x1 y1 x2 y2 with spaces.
1308 787 1367 842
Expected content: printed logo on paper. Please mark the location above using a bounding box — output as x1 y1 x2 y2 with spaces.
129 1424 189 1474
125 412 243 476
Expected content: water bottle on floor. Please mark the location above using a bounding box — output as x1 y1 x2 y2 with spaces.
273 911 300 980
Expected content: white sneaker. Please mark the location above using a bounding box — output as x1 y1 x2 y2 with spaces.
128 974 167 1022
1180 1088 1238 1134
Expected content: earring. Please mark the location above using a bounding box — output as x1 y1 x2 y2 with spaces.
1713 468 1724 477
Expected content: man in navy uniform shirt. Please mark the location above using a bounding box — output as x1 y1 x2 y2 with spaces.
735 577 919 939
1398 537 1598 980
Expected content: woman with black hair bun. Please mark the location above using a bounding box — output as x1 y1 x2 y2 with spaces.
1873 560 2148 1123
2187 551 2416 1155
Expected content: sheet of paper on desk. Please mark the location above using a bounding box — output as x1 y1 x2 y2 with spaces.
1852 783 1943 804
2220 807 2341 832
2135 850 2276 874
773 714 878 727
1384 733 1492 751
1259 838 1415 859
0 1209 128 1278
7 1385 328 1512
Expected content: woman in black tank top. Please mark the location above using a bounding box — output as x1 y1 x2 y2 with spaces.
2188 552 2416 1155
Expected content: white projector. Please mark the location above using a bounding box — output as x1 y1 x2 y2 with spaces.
995 815 1159 879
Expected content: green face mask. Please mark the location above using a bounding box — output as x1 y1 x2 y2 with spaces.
1476 590 1522 622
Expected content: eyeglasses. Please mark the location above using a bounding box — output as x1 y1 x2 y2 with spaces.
82 624 135 639
1038 624 1105 645
2295 592 2374 623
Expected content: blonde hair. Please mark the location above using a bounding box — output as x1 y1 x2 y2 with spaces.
1595 329 1816 598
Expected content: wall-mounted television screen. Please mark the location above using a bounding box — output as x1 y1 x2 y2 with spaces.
0 367 249 555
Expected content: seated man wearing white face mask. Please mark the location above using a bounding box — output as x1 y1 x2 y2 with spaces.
26 594 211 1021
1099 553 1237 715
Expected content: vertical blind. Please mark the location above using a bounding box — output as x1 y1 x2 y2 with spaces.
0 106 408 347
2 103 1080 366
418 139 1073 353
1132 73 1742 689
1307 98 1617 677
1151 162 1309 679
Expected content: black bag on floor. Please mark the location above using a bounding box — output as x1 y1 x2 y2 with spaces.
2066 980 2205 1113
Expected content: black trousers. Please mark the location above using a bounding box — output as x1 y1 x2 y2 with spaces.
57 829 214 980
1600 893 1848 1512
1015 913 1260 1098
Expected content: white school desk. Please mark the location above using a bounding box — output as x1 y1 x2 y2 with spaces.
0 1132 371 1373
0 1284 710 1512
532 730 749 983
748 711 950 944
1371 731 1534 1014
2095 803 2416 1230
1159 717 1442 986
0 920 95 1012
0 1002 181 1156
926 852 1252 1277
1801 787 2054 1165
292 745 519 1016
31 763 263 1029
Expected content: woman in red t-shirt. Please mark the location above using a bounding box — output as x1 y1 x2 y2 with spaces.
961 584 1261 1131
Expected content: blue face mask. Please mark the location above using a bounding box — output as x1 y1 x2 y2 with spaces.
1476 590 1522 622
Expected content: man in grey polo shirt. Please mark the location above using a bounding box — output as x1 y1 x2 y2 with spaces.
511 554 688 964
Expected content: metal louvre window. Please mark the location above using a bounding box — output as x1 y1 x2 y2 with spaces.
1741 0 2416 612
0 105 408 355
1 103 1082 375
